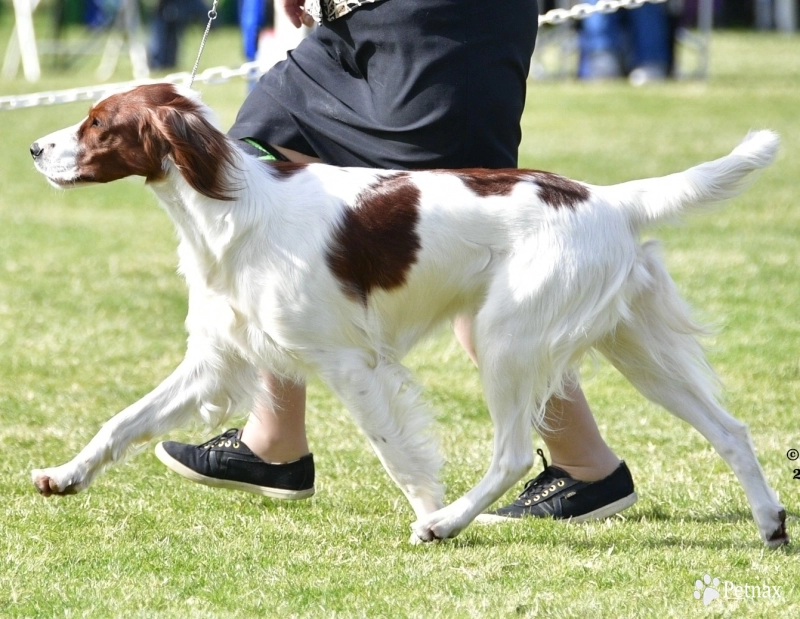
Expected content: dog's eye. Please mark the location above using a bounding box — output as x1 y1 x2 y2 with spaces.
90 117 101 128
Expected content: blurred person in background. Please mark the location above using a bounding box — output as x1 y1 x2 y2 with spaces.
578 0 674 84
148 0 210 69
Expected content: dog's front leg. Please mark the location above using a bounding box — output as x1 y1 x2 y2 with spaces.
32 341 256 496
410 332 538 543
410 398 534 544
320 354 445 521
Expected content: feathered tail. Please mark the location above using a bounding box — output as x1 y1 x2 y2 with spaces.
610 130 779 229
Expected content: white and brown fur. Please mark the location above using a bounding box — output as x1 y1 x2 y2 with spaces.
29 84 787 546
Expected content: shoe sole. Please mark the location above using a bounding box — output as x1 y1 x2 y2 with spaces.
475 492 638 525
154 442 316 500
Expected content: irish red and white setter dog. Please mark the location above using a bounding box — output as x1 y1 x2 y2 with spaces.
29 84 787 546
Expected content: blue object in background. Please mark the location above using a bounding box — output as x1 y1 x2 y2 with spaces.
239 0 269 61
578 0 672 80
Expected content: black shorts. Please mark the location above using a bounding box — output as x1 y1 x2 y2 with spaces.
229 0 538 170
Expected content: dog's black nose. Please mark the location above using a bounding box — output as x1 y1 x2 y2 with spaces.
30 142 43 159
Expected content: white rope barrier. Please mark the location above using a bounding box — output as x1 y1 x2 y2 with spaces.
0 0 668 111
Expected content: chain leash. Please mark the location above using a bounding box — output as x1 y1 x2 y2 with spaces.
189 0 219 89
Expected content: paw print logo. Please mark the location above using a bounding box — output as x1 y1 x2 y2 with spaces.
693 574 720 606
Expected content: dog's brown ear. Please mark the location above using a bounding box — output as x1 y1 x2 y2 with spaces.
153 104 238 201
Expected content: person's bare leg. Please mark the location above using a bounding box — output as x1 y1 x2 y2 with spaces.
540 384 619 481
240 372 311 463
453 316 619 482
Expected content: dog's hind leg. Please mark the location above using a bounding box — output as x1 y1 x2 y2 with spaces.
595 245 787 547
319 352 445 521
410 251 610 543
32 337 257 496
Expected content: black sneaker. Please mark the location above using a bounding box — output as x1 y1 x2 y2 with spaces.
478 449 637 523
155 429 315 500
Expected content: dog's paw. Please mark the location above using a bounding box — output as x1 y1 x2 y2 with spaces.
31 466 84 497
410 507 467 544
764 509 789 548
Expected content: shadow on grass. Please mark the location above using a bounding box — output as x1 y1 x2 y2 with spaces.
426 527 799 553
406 505 799 553
399 533 782 553
632 504 756 523
565 535 798 553
631 504 797 530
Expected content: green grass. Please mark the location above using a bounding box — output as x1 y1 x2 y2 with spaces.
1 15 799 617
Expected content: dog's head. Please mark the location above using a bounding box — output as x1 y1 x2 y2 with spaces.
30 83 237 200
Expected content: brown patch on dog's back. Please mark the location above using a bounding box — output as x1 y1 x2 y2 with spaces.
455 169 590 209
455 169 532 197
531 171 590 209
327 173 421 304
